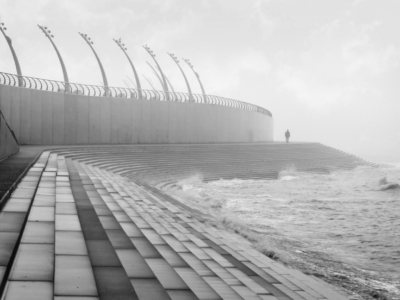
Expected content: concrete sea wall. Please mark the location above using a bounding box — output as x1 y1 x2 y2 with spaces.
0 84 273 145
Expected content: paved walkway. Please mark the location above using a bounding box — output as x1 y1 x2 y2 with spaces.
0 144 366 300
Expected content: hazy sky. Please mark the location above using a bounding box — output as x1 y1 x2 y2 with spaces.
1 0 399 162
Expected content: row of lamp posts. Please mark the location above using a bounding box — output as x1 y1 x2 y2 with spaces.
0 22 206 103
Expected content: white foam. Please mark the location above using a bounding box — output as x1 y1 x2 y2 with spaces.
162 166 400 283
280 175 299 181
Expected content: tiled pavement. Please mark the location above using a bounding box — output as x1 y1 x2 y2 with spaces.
0 144 364 300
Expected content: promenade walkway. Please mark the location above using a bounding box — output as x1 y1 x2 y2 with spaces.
0 143 371 300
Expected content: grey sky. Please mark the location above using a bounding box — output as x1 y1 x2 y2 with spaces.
1 0 399 161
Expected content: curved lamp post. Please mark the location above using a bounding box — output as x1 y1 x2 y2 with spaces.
168 53 193 101
79 32 109 96
147 62 176 94
142 74 156 91
127 77 137 89
123 79 130 88
146 62 166 91
143 45 170 101
0 22 23 86
164 75 176 94
113 38 142 99
183 58 207 104
38 25 70 92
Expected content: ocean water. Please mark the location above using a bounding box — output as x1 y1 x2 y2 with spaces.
164 163 400 282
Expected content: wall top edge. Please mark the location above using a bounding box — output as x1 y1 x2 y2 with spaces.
0 72 272 117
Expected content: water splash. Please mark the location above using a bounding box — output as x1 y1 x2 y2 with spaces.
163 164 400 284
166 173 224 211
175 173 203 191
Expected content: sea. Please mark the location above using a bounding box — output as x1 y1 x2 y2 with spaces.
163 163 400 290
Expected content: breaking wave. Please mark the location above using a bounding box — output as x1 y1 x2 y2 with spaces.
164 163 400 285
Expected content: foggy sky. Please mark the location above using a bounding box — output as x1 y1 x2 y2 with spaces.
1 0 398 162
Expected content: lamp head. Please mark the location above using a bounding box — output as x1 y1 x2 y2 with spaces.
38 24 55 38
183 58 194 68
114 38 128 51
79 32 94 45
168 52 180 63
143 45 156 57
0 22 7 31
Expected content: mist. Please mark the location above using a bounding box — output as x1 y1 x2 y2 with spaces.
1 0 398 161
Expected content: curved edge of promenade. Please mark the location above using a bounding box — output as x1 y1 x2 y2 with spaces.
0 143 373 300
0 73 273 146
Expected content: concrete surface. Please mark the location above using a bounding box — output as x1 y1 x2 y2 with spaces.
0 144 371 299
0 84 273 145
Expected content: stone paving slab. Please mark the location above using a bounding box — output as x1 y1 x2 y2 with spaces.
2 281 53 300
9 243 54 281
54 255 98 296
21 221 55 244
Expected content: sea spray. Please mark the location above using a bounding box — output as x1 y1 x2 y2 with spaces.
166 173 224 211
278 163 298 178
175 173 203 189
161 164 400 297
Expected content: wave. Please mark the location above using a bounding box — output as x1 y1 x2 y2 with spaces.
162 164 400 287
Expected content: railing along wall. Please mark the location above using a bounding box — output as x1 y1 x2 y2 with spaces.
0 72 272 117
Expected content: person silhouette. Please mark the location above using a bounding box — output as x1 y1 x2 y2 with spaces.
285 130 290 143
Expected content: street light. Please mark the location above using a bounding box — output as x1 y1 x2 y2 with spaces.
126 76 137 89
79 32 109 96
168 53 193 101
0 21 23 87
147 62 177 100
142 74 156 91
113 38 142 99
143 45 170 101
146 62 166 91
38 25 70 92
183 58 207 104
147 62 176 92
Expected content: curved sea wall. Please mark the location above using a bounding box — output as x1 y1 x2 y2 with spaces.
0 144 363 300
0 84 273 145
0 108 19 161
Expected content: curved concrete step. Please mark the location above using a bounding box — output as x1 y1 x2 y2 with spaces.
0 143 367 300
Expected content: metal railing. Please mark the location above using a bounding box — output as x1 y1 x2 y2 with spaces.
0 71 272 116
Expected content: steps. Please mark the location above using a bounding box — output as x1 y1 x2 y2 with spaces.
0 143 369 299
53 143 373 186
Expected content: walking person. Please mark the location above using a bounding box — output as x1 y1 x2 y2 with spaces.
285 130 290 143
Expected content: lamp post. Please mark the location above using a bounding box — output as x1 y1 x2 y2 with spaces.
142 74 156 91
127 76 137 89
183 58 207 104
38 25 70 92
113 38 142 99
0 21 23 87
147 62 176 94
143 45 170 101
146 62 166 91
168 53 193 101
79 32 109 96
164 74 176 94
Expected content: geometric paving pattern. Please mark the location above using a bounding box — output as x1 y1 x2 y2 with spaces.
0 144 366 300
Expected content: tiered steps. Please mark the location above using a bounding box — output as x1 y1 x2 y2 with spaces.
0 143 370 299
54 143 373 187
